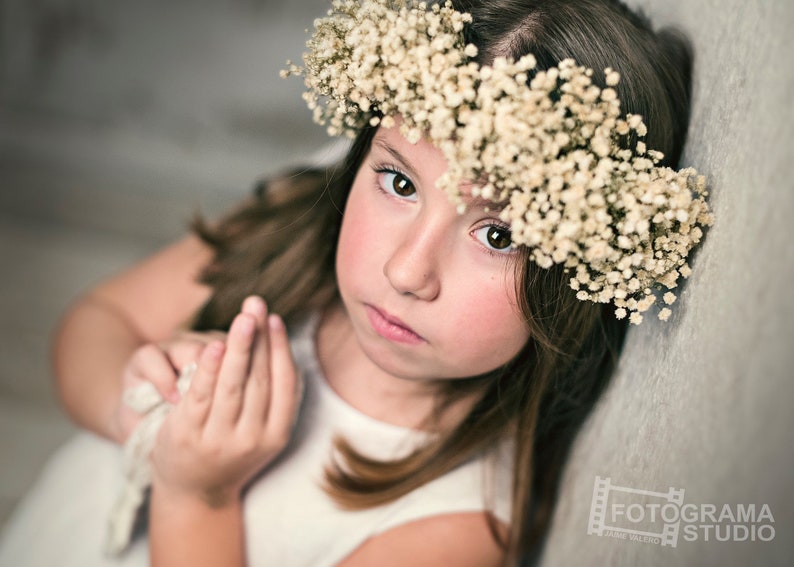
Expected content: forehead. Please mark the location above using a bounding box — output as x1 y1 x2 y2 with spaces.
371 123 444 170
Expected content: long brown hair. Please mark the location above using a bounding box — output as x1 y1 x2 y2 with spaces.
191 0 693 563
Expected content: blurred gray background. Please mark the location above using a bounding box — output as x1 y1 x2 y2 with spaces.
0 0 792 566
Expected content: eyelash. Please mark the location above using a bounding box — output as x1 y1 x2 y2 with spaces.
370 162 515 257
372 163 415 200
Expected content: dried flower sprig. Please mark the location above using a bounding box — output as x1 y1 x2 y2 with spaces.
283 0 714 323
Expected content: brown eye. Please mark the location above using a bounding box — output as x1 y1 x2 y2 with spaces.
383 171 416 199
475 225 514 253
487 227 512 249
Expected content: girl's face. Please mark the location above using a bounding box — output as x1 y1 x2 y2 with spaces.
335 121 530 382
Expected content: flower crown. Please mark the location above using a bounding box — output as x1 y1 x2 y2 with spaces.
283 0 713 324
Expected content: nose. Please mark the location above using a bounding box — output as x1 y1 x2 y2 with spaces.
383 220 442 301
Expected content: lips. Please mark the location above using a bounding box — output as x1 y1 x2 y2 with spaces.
364 305 425 345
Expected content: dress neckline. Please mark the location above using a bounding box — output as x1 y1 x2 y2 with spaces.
293 312 436 442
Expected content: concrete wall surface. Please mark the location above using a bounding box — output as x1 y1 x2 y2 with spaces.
538 0 794 565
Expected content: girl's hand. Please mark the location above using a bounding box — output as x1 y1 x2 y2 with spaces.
150 296 301 508
109 330 226 444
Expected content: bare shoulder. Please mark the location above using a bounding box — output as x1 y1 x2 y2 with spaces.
337 512 509 567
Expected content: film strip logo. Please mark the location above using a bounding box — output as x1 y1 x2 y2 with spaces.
588 476 686 547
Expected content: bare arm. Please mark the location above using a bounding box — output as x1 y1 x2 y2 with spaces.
149 297 301 567
338 513 508 567
150 490 246 567
51 234 214 442
151 505 507 567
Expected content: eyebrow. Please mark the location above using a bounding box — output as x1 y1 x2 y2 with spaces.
372 136 506 211
372 137 421 182
466 193 503 211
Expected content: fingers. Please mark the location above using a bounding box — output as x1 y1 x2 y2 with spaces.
177 340 225 427
244 296 271 393
204 311 257 429
238 297 272 431
174 295 298 458
260 313 301 444
164 337 207 375
128 344 179 402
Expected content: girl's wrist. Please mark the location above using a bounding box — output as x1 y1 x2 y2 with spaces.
151 475 243 512
149 477 246 567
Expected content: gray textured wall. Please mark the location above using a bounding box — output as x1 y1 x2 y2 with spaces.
539 1 794 565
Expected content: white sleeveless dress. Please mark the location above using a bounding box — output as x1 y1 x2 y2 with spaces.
0 316 513 566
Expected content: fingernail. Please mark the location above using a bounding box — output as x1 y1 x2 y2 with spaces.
242 295 266 316
268 314 283 331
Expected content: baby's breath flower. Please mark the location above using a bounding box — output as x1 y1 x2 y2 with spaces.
284 0 713 324
605 68 620 86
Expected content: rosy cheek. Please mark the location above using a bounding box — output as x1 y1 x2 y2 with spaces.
337 181 376 286
447 275 509 327
469 280 527 355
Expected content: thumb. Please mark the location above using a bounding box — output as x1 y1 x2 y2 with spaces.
128 344 181 403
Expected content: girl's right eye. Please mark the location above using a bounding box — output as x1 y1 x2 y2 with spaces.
378 170 417 201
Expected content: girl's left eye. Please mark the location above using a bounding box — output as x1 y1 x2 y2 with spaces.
474 225 514 254
379 170 417 201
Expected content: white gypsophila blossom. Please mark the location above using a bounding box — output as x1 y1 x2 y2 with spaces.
282 0 714 323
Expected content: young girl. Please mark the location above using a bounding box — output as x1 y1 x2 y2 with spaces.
0 0 711 565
